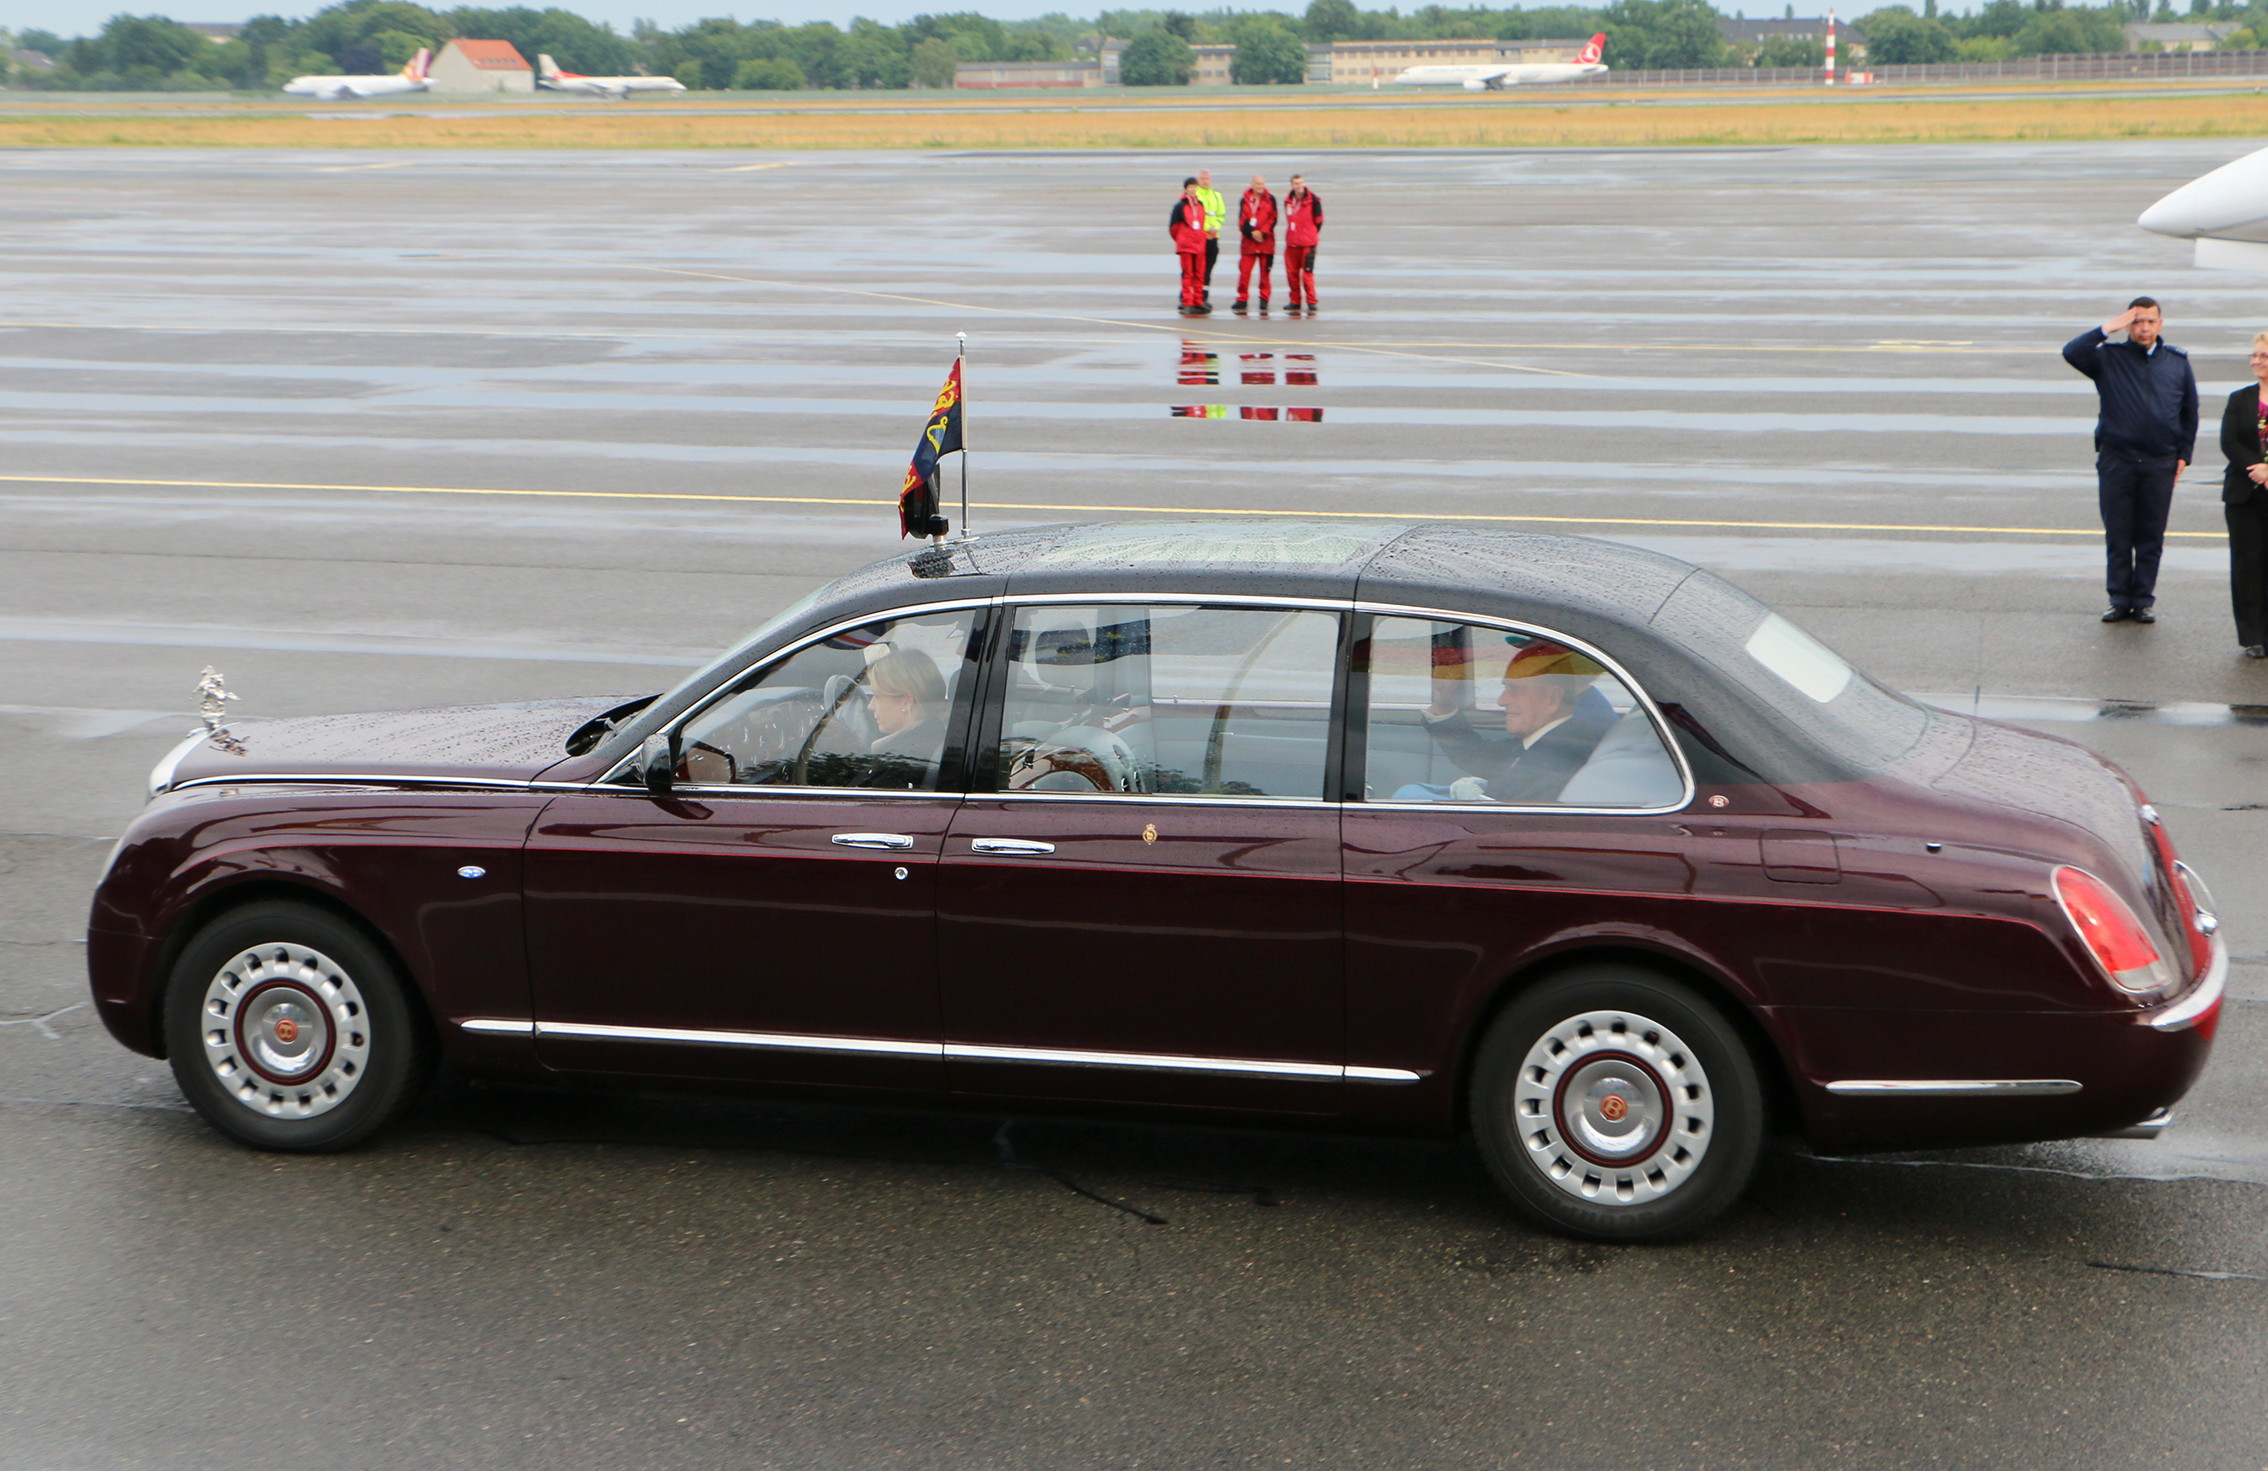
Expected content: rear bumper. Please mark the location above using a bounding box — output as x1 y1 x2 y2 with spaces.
2146 931 2226 1035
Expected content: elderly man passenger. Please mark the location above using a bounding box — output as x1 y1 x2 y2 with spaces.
1411 641 1619 803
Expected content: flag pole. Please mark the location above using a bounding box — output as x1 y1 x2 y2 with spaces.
955 331 969 540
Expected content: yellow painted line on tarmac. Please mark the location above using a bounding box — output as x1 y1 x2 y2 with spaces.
0 472 2227 540
715 161 793 172
0 319 2031 357
313 160 416 172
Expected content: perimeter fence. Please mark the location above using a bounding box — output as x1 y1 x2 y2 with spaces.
1569 46 2268 89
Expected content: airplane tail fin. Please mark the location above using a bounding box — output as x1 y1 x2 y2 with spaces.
404 47 430 79
537 53 560 78
1578 32 1605 63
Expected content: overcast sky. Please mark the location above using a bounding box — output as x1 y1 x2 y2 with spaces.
1 0 1981 42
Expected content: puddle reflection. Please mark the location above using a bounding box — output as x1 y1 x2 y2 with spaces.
1176 341 1321 421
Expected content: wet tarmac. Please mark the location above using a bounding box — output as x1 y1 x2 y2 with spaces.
4 142 2267 1469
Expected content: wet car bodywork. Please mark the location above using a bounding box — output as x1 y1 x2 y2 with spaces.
88 522 2226 1239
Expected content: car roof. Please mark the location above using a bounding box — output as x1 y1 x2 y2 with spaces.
618 520 1941 790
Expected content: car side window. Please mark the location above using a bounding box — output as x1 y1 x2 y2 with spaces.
1359 616 1684 808
999 603 1339 800
673 608 980 791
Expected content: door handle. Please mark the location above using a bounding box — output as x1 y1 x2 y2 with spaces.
832 832 915 851
969 837 1056 856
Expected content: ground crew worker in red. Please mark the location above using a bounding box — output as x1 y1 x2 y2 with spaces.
1233 173 1276 314
1283 174 1323 313
1170 177 1210 317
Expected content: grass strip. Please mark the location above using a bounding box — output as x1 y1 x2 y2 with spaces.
7 89 2268 149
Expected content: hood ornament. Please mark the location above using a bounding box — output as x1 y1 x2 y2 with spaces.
194 665 239 735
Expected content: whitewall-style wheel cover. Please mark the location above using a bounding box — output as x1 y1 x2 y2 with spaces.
198 942 371 1120
1511 1008 1715 1206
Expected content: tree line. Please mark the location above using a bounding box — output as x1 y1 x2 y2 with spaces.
4 0 2256 92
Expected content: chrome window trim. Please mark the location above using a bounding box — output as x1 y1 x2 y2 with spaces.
1004 590 1354 612
973 790 1342 812
503 1018 1421 1084
1350 598 1698 817
1824 1079 2083 1097
595 595 1000 787
609 782 957 802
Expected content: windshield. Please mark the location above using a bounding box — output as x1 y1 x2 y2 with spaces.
648 586 829 718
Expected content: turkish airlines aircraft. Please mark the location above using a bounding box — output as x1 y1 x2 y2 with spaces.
282 47 430 100
2138 142 2268 270
536 54 688 97
1393 33 1607 89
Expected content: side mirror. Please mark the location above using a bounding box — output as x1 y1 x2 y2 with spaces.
638 732 676 796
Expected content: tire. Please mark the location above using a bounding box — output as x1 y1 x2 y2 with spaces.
1471 964 1764 1243
163 900 433 1152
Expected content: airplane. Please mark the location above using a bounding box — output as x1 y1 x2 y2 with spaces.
535 54 688 98
2138 142 2268 271
1392 33 1607 90
282 47 430 100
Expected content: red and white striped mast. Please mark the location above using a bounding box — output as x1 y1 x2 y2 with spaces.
1824 8 1836 85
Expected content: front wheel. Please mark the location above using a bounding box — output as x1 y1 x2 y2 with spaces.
1471 965 1763 1242
164 901 432 1152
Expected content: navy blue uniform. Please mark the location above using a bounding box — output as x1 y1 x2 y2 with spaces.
2064 326 2199 612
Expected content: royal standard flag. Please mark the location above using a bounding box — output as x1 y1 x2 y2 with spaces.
899 360 964 538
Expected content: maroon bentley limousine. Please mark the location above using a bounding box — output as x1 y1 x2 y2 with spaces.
88 522 2225 1240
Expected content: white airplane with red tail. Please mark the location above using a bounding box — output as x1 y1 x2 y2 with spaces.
535 54 687 97
1393 33 1607 89
282 47 430 100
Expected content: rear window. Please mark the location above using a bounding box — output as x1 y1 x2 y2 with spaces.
1652 572 1928 777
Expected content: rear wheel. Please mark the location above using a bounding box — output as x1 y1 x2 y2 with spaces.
164 901 432 1152
1472 965 1763 1242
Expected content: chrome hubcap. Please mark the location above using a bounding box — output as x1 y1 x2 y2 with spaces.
1513 1008 1713 1206
199 942 370 1119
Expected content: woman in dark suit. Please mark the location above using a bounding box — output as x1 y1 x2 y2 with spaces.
2223 331 2268 658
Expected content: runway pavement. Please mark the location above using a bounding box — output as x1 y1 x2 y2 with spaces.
4 141 2267 1469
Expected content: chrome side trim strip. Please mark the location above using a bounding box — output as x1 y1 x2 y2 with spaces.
2150 932 2227 1032
516 1019 1423 1084
172 773 562 793
944 1042 1340 1080
1345 1065 1426 1084
459 1018 535 1035
537 1020 943 1058
1825 1078 2083 1097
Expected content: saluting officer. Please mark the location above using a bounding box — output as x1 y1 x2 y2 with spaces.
2064 297 2199 625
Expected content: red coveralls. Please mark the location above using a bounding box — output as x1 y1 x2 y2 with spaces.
1235 187 1277 307
1170 193 1208 311
1283 187 1323 308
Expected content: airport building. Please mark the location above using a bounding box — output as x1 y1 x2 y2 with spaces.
2123 22 2249 51
955 43 1123 88
1312 37 1592 83
426 38 534 93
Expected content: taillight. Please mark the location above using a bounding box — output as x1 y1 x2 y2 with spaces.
2052 866 2174 995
